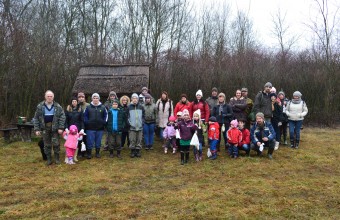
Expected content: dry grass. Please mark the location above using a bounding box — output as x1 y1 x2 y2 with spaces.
0 128 339 219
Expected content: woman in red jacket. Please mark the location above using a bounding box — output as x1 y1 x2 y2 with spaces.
191 90 210 123
174 94 192 118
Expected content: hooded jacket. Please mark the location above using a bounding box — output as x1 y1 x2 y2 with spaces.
128 102 145 131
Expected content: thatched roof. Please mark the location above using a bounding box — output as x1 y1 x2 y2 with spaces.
72 64 149 96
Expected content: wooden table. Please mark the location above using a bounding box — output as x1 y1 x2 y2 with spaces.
17 123 34 142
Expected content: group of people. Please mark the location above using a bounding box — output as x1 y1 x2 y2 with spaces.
33 82 308 166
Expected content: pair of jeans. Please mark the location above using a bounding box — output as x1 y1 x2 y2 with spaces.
288 120 303 141
271 119 280 142
143 123 155 146
193 143 203 155
227 144 239 157
159 127 164 140
239 144 250 153
86 130 104 150
209 139 218 154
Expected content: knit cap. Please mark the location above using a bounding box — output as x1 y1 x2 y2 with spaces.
176 111 182 116
278 91 285 97
218 93 225 99
193 109 201 118
182 109 190 116
169 116 176 122
92 93 100 100
209 116 217 122
230 119 238 128
196 89 203 97
270 87 276 94
256 112 265 120
293 91 302 97
264 82 272 88
212 87 218 92
131 93 139 99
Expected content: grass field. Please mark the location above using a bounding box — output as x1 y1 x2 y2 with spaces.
0 128 339 219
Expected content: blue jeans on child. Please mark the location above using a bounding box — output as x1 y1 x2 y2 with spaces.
227 144 239 157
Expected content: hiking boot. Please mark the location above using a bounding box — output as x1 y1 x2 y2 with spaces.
46 153 52 166
295 140 300 149
149 145 154 150
109 150 114 158
210 153 217 160
87 149 92 159
117 150 122 159
136 149 141 158
130 149 135 158
95 148 101 158
55 153 61 165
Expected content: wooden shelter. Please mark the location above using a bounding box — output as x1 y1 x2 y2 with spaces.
72 64 149 98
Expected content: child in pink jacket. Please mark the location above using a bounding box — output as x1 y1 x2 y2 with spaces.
63 125 83 164
163 116 177 154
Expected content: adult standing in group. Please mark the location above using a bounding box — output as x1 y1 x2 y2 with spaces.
155 91 173 141
174 94 192 118
253 82 273 123
270 93 283 150
77 92 90 112
206 87 219 117
250 112 276 159
143 94 157 150
241 87 253 128
212 92 233 152
65 97 85 158
83 93 108 159
103 91 119 151
191 90 210 123
120 95 131 148
229 89 247 121
278 91 289 145
285 91 308 149
34 90 66 165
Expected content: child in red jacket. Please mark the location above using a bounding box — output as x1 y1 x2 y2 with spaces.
238 118 251 156
227 119 242 158
208 116 220 160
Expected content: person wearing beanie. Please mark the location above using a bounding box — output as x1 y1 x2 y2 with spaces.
140 87 154 104
250 112 276 159
155 91 174 142
177 109 197 165
229 89 247 121
103 91 119 151
142 93 157 150
128 92 145 158
174 94 192 118
241 88 254 129
162 116 177 154
278 91 289 145
191 89 210 123
227 119 242 158
77 92 90 112
208 116 220 160
253 82 273 122
285 91 308 149
192 109 205 161
206 87 219 116
83 92 108 159
120 95 131 149
270 93 283 151
211 92 233 152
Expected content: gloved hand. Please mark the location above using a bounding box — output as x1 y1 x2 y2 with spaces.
79 129 85 135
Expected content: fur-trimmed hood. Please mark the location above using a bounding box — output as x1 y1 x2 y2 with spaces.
120 95 131 106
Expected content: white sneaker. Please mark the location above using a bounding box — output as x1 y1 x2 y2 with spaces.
164 148 168 154
274 141 280 150
172 148 176 154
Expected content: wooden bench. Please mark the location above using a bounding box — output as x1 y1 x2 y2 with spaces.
0 128 19 143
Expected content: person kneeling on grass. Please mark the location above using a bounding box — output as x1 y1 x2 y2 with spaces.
208 116 220 160
227 119 242 159
250 112 276 160
177 109 197 165
106 99 125 159
238 118 251 157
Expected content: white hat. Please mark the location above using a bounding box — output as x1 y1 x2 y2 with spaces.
92 93 100 100
196 89 203 97
131 93 139 99
193 109 201 118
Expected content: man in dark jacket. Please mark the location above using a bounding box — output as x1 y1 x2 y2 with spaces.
83 93 108 159
253 82 273 122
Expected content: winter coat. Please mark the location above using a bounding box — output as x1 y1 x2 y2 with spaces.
191 99 210 122
120 96 131 132
285 100 308 121
193 119 204 144
229 97 247 120
239 128 250 146
163 123 176 139
174 101 192 118
34 101 66 132
245 97 254 116
143 102 157 124
65 105 84 131
208 122 220 140
128 102 145 131
84 102 108 131
106 108 125 133
250 121 276 145
211 103 233 126
227 127 242 145
155 99 173 128
272 102 283 122
206 96 219 116
177 119 197 141
253 91 272 119
63 132 81 150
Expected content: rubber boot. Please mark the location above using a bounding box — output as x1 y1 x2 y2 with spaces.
295 140 300 149
117 150 122 159
46 153 52 165
109 150 114 158
180 152 185 165
87 149 92 159
136 149 141 158
185 151 189 164
55 153 61 164
130 149 135 158
95 148 101 158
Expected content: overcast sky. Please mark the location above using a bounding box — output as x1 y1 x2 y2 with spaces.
191 0 340 51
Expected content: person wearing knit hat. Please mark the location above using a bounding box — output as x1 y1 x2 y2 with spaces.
128 91 145 158
227 119 242 158
206 88 219 117
141 87 148 94
285 91 308 149
250 112 276 159
253 82 273 122
104 91 118 110
162 115 177 154
211 92 233 152
192 109 205 161
77 92 90 112
142 92 156 150
241 88 253 129
192 89 210 124
278 91 289 145
83 92 108 159
270 92 283 151
174 94 192 118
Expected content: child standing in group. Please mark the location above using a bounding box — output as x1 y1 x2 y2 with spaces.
163 116 177 154
238 118 251 156
177 109 197 165
175 111 183 151
192 109 205 161
208 116 220 160
227 119 242 158
63 125 83 164
106 99 126 159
